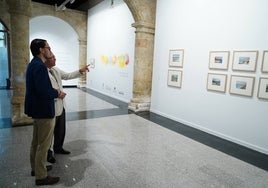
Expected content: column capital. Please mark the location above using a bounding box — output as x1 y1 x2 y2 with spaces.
131 21 155 35
7 0 31 17
79 39 87 46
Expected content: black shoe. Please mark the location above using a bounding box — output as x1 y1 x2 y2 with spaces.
47 155 56 163
47 149 56 163
31 165 53 176
54 148 70 155
35 176 60 186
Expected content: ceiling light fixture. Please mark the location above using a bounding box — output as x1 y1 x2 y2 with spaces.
55 0 75 11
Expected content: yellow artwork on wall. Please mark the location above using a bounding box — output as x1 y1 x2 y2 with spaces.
100 53 129 68
100 55 109 65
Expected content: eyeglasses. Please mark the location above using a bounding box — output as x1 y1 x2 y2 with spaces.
43 46 51 51
47 56 56 60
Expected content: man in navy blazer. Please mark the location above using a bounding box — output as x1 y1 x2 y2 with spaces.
25 38 66 186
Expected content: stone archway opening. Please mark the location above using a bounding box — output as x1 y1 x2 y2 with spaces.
30 15 80 86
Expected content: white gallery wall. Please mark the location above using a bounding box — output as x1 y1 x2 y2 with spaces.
151 0 268 154
86 0 135 102
30 16 79 86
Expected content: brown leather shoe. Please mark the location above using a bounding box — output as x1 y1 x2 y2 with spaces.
35 176 60 186
31 165 53 176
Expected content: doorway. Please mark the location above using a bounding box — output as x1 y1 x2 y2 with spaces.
0 21 10 89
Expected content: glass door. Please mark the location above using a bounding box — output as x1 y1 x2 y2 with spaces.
0 21 10 89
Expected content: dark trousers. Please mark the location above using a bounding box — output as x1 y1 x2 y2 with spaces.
53 108 66 151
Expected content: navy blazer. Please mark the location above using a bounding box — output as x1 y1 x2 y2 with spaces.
24 57 58 118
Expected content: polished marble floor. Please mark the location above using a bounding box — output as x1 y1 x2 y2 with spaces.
0 88 268 188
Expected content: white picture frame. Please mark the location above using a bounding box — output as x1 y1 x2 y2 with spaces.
261 51 268 72
167 70 182 88
232 50 258 72
90 58 95 68
209 51 230 70
257 77 268 100
229 75 255 97
207 73 227 93
169 49 184 67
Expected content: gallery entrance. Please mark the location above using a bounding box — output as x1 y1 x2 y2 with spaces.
0 21 10 89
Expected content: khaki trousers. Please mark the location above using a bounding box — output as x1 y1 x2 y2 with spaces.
30 118 55 180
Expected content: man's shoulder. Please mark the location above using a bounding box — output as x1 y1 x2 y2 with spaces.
31 56 40 61
51 66 62 73
30 57 44 65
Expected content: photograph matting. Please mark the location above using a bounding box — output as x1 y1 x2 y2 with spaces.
229 75 255 97
209 51 230 70
261 51 268 72
207 73 227 93
167 69 182 88
232 50 258 72
257 77 268 99
169 49 184 67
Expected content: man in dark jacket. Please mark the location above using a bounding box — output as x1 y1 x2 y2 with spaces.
25 38 66 186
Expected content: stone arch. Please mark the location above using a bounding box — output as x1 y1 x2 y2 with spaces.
123 0 157 112
4 0 156 125
31 2 87 43
0 19 10 31
31 2 88 86
29 15 80 85
124 0 156 26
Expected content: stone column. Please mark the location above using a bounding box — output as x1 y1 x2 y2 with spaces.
0 1 10 24
128 21 155 112
8 0 32 125
78 39 87 88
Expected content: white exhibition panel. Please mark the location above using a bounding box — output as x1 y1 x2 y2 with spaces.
151 0 268 154
86 0 135 102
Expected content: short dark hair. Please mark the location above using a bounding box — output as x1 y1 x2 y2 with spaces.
30 38 47 57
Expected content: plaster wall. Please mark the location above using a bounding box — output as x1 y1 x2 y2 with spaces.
151 0 268 154
86 0 135 102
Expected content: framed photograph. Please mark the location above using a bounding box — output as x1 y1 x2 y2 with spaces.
229 75 255 97
261 51 268 72
167 70 182 88
209 51 230 70
207 73 227 93
90 58 95 69
257 77 268 99
169 49 184 67
232 50 258 72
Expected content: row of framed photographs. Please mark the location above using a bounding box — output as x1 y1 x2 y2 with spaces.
207 73 268 99
167 69 268 99
209 50 268 72
168 49 268 98
169 49 268 72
